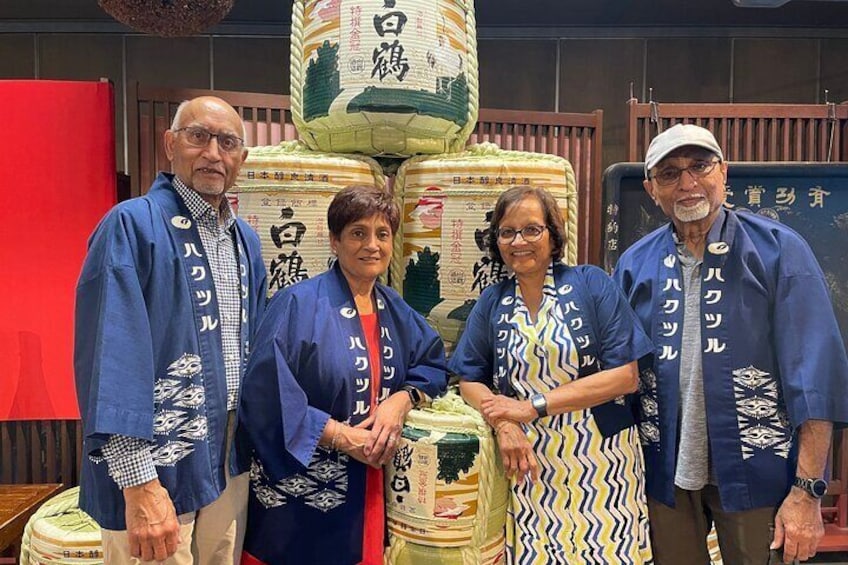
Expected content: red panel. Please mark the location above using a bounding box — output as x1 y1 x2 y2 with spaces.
0 80 116 420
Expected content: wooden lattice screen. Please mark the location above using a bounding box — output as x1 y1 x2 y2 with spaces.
626 99 848 163
0 420 82 486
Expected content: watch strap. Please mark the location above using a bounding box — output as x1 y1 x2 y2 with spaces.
401 385 423 408
793 476 827 499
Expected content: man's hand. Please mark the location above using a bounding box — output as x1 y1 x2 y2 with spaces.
771 487 824 563
123 478 181 561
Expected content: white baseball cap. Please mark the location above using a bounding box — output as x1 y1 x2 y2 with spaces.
644 124 724 178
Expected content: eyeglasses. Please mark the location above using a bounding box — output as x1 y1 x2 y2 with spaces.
173 126 244 153
649 159 720 186
496 224 547 243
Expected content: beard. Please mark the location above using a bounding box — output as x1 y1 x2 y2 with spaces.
674 199 710 223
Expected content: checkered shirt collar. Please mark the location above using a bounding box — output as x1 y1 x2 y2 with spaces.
172 176 236 230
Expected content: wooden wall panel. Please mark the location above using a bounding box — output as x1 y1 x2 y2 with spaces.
559 38 643 167
734 39 818 103
39 34 125 170
126 36 210 90
821 39 848 104
213 37 290 95
477 39 558 111
0 35 35 78
646 38 731 103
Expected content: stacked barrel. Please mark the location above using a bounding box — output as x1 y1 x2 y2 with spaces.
230 2 580 562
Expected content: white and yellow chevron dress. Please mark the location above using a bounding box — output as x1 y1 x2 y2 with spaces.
505 272 652 564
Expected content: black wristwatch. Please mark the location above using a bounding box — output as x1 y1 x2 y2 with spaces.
401 385 423 408
530 393 548 418
793 476 827 499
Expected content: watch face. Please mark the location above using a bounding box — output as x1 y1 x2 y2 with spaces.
404 386 421 406
811 479 828 498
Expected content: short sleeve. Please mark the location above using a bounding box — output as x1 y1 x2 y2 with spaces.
447 292 495 386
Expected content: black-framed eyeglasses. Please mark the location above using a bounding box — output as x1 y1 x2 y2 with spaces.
649 159 720 186
497 224 547 243
173 126 244 153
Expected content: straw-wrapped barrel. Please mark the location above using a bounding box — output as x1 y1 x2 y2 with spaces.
385 391 508 564
391 143 578 352
19 487 103 565
232 141 386 298
290 0 478 156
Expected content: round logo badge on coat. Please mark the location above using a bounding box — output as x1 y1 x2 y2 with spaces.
707 242 730 255
171 216 192 229
558 284 573 295
340 307 357 319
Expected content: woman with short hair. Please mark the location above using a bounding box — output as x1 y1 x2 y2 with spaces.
238 185 448 564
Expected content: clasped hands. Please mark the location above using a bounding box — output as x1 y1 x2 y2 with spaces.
332 390 413 468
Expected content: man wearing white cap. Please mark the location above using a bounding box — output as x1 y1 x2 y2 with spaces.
613 123 848 563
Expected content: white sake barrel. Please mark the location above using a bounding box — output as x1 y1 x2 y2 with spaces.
385 391 508 564
290 0 478 156
232 141 386 298
391 143 578 353
20 487 103 565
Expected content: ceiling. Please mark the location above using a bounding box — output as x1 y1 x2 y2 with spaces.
3 0 848 34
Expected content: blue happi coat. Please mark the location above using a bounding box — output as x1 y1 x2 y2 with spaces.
235 262 447 565
614 208 848 511
449 262 653 438
74 173 267 530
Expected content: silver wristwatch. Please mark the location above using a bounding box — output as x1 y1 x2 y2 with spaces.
530 393 548 418
793 476 827 499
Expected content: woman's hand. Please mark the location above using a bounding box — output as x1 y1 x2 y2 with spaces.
481 395 537 424
334 419 380 469
365 391 413 466
494 420 539 484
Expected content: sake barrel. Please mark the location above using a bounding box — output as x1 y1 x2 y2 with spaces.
20 487 103 565
232 141 385 298
391 143 578 352
290 0 478 156
385 391 508 564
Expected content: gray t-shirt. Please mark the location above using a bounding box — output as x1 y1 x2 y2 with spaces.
674 242 711 490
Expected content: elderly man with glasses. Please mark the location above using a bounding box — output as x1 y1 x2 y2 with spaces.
613 124 848 564
74 96 267 563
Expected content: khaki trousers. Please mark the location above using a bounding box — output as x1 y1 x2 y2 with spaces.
648 485 777 565
101 414 249 565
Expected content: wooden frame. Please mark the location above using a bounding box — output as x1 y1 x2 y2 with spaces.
127 82 604 265
626 98 848 163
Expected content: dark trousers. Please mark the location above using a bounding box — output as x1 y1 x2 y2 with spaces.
648 485 782 565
